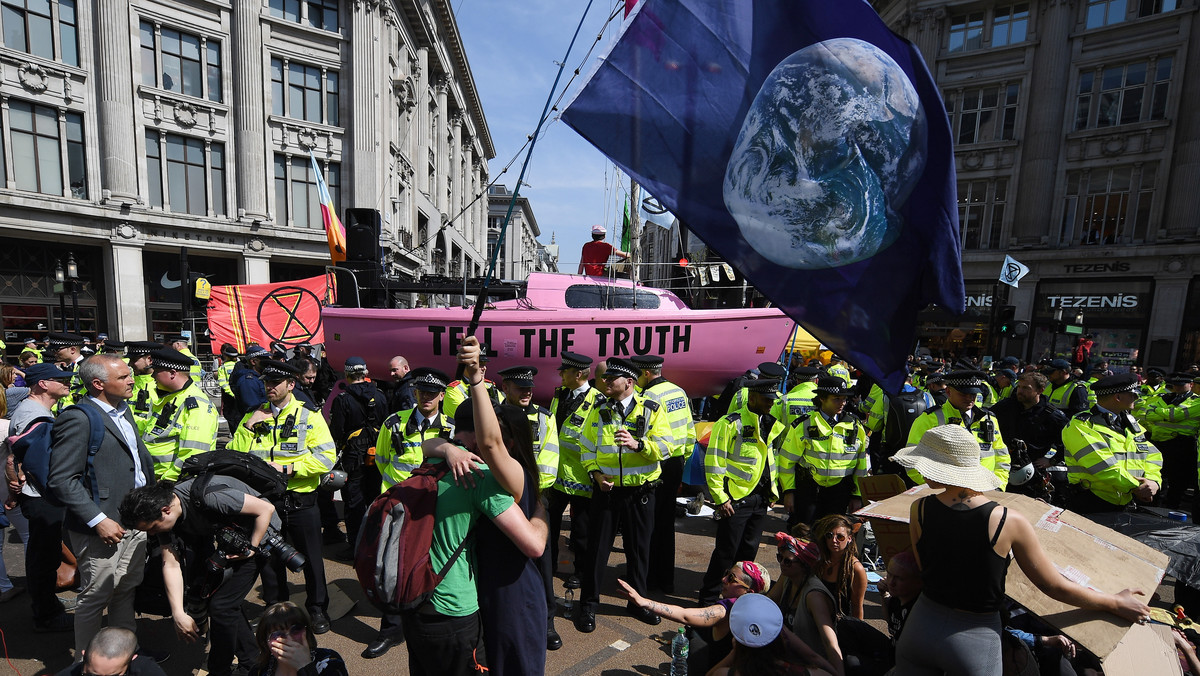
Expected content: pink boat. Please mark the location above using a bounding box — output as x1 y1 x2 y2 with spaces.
323 272 796 401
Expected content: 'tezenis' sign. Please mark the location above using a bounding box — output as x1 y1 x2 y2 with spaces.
1045 294 1139 309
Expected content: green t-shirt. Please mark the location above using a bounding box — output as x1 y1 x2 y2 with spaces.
430 461 515 617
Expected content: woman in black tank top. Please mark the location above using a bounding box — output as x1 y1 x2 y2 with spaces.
890 425 1152 676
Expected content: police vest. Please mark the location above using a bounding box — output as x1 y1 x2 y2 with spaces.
551 386 604 497
582 394 670 487
907 401 1011 487
641 378 696 460
705 405 782 503
226 396 337 493
773 382 817 430
142 381 219 481
525 405 560 490
443 379 503 425
375 408 453 491
778 412 866 494
1063 408 1163 506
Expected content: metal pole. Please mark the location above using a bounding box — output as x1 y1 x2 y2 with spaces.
71 281 79 334
58 291 67 333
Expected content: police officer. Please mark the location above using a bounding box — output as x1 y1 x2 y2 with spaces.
166 335 204 382
1141 368 1167 398
99 339 125 355
126 341 162 427
699 377 782 606
577 357 672 632
1042 358 1093 417
993 369 1017 401
1062 373 1162 514
826 354 852 385
547 352 602 592
375 367 454 491
924 372 948 407
443 352 503 424
773 366 820 429
226 359 336 634
907 370 1011 488
216 343 239 414
630 354 695 594
726 361 785 415
142 348 220 480
497 363 564 651
228 344 270 426
779 376 868 528
1136 372 1198 508
44 332 87 413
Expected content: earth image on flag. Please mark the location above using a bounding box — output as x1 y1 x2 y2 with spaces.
723 38 928 270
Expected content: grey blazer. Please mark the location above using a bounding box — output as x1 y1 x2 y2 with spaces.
47 396 154 534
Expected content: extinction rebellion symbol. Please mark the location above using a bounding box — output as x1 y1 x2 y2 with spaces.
1001 262 1021 285
257 286 324 345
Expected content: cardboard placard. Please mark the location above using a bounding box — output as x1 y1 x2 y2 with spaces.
1101 621 1183 675
854 486 1169 659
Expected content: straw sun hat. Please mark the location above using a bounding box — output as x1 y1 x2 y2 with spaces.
891 425 1003 492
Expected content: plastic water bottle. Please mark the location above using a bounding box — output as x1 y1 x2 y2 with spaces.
670 627 689 675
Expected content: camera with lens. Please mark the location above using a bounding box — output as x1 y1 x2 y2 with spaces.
215 526 307 572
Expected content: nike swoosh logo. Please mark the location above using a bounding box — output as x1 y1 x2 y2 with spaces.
161 272 181 289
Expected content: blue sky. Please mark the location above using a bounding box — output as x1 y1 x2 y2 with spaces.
455 0 631 272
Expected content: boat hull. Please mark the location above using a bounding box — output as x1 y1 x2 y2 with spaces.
323 306 795 402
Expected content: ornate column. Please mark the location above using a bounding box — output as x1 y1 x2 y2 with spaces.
96 0 139 202
450 112 462 228
1012 0 1075 243
107 229 147 339
351 0 380 206
416 48 429 197
435 75 449 213
232 0 268 220
1164 8 1200 236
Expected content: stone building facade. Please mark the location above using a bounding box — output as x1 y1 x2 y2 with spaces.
487 183 552 279
875 0 1200 370
0 0 493 354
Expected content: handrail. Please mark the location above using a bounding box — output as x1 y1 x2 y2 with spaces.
324 266 361 308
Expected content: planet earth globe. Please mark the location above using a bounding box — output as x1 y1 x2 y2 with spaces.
723 37 928 270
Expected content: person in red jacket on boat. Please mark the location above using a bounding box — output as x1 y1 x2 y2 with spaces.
578 225 629 276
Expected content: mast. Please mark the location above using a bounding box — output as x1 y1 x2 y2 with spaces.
629 178 642 284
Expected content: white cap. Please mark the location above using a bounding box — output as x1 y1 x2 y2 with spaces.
728 594 782 648
591 224 606 235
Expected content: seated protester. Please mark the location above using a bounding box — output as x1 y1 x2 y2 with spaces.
618 561 769 675
1004 604 1100 676
710 593 835 676
54 627 167 676
879 551 922 652
768 532 847 675
251 602 348 676
812 514 869 620
120 478 280 676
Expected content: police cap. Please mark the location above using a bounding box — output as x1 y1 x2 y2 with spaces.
260 360 300 381
758 362 786 379
1092 373 1140 398
101 340 126 354
792 366 820 379
944 370 988 393
1044 358 1073 372
814 376 852 396
746 378 781 398
558 352 593 370
603 358 640 381
46 332 86 348
220 343 239 358
125 341 161 357
344 356 368 374
498 365 538 387
1166 372 1193 386
630 355 664 369
150 348 194 372
244 344 271 359
410 367 451 393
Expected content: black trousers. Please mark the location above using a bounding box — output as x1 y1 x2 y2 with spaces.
344 464 383 547
793 473 857 527
699 492 768 606
401 609 484 676
538 494 556 624
317 491 341 537
206 556 262 676
546 488 591 579
1066 489 1129 515
583 485 655 612
1159 435 1197 508
261 491 328 613
648 456 684 591
18 495 67 623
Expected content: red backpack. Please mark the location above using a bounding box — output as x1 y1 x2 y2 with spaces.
354 462 474 614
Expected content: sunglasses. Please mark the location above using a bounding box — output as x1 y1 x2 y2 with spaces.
825 532 850 543
268 624 306 642
776 552 800 565
723 571 750 588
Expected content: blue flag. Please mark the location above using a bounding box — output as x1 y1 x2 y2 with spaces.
563 0 964 391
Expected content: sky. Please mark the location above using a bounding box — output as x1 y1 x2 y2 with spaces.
454 0 640 273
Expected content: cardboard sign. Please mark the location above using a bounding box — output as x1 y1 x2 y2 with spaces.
855 486 1169 659
1101 622 1183 675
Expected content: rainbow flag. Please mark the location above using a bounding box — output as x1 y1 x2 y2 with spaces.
310 151 346 263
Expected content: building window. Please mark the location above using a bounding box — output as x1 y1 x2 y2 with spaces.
948 12 984 53
65 112 85 199
2 0 77 65
307 0 338 31
1086 0 1128 28
271 58 339 125
958 178 1007 250
276 154 339 228
991 4 1029 47
1138 0 1178 16
1074 57 1171 130
139 21 222 103
145 131 225 216
1060 165 1156 246
270 0 338 32
10 100 61 196
946 84 1020 145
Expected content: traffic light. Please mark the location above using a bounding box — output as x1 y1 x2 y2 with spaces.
997 305 1016 335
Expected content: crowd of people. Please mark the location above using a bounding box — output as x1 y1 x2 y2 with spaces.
3 331 1200 674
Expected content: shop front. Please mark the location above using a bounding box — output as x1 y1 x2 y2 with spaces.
143 250 239 358
0 238 105 358
1029 279 1153 372
915 281 997 360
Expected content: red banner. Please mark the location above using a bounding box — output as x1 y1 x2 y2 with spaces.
206 274 336 354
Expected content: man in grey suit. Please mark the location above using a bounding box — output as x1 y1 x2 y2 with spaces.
47 354 154 656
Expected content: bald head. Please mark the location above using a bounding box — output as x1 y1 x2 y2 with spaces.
389 356 410 382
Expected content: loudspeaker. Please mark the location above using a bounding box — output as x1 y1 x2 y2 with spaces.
345 208 382 262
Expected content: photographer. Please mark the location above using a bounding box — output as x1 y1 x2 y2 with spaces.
121 476 281 676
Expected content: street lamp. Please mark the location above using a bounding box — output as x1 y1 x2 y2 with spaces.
54 258 67 332
66 251 80 334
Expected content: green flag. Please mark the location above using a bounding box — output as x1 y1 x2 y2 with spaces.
620 199 631 251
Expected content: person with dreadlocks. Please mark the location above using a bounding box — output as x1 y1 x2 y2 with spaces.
811 514 869 620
